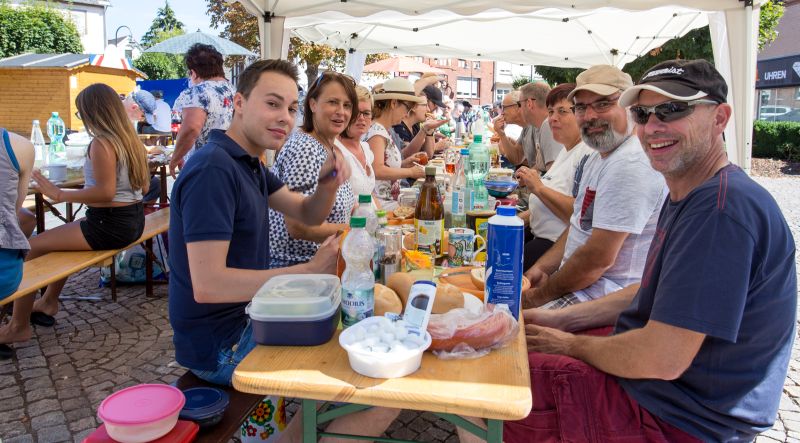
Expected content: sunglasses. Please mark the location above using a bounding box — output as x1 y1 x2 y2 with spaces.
629 99 719 125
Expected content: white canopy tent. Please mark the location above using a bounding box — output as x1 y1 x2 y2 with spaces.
233 0 760 171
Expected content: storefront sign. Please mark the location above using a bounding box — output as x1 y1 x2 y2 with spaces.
756 55 800 88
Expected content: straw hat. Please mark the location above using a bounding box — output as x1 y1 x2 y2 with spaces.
372 77 426 104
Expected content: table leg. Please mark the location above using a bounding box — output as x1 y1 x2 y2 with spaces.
35 193 45 233
159 165 167 206
145 238 154 297
486 419 503 443
302 398 318 443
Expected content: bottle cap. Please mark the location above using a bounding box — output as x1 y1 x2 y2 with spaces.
473 134 483 143
376 210 387 218
33 120 39 125
358 194 372 203
350 217 366 228
51 112 58 117
460 148 469 155
425 165 437 176
496 206 516 216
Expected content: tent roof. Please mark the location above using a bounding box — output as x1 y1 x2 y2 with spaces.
239 0 759 17
288 7 709 68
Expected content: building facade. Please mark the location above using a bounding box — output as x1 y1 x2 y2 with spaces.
756 0 800 122
6 0 110 55
420 57 496 106
493 61 543 102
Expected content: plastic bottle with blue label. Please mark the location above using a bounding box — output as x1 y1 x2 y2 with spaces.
46 112 66 164
485 206 524 320
341 216 375 327
466 134 489 210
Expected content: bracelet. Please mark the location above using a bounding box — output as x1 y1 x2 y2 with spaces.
425 131 435 136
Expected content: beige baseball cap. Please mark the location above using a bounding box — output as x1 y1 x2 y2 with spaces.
567 65 633 102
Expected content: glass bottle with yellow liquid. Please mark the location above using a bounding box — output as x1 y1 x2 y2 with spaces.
415 165 444 265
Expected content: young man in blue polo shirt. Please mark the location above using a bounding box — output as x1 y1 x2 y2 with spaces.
168 59 350 386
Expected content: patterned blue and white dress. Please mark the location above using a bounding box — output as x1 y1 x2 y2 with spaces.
268 131 355 268
173 79 235 161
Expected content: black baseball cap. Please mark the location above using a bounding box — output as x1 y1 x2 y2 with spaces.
619 59 728 108
422 84 446 109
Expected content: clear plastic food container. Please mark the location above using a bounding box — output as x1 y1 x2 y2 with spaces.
247 275 341 346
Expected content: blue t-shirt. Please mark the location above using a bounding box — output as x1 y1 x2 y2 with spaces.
615 164 797 442
168 129 284 371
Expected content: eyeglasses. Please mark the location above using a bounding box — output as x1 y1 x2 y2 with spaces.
548 107 572 117
571 95 621 116
358 110 373 119
311 71 357 91
629 99 719 125
501 103 519 111
74 111 82 120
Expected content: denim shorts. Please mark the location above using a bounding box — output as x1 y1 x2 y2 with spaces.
190 320 257 387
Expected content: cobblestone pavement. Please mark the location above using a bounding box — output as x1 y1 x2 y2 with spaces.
1 176 798 442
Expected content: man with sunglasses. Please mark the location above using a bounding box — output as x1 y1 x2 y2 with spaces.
523 65 667 309
505 60 796 442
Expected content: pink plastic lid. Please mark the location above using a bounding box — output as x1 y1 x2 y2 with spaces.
98 384 186 425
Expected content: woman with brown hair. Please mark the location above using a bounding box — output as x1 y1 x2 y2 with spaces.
170 43 235 176
0 83 150 347
268 71 358 268
368 78 427 210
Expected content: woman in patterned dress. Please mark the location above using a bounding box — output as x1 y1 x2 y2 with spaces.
170 43 235 176
268 72 358 268
367 78 427 210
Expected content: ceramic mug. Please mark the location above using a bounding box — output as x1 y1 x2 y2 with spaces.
447 227 485 267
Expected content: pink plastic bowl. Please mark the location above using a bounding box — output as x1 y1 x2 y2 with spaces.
97 384 186 443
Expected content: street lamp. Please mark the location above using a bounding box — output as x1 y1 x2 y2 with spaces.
115 25 134 46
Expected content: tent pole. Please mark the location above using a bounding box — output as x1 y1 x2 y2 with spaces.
742 1 756 174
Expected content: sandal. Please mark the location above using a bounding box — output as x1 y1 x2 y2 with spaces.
30 312 55 327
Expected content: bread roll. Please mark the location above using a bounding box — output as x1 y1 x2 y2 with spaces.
470 268 485 291
374 283 403 316
433 282 464 313
386 272 416 306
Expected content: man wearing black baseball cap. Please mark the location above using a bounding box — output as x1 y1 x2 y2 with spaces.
508 59 797 442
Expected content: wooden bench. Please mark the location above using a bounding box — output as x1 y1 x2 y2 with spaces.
174 371 265 443
0 207 170 307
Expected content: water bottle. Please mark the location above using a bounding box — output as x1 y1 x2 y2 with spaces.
450 148 470 228
46 112 66 163
341 216 375 328
30 120 46 166
467 134 490 210
354 194 378 237
373 210 388 281
485 206 524 320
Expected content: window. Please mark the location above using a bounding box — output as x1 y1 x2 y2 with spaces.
496 88 511 101
125 49 133 59
473 61 481 70
458 59 467 69
499 68 512 76
796 87 800 100
440 58 450 66
68 10 88 36
433 58 439 65
413 56 424 63
456 77 479 99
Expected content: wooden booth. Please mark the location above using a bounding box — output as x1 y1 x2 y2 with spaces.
0 53 146 135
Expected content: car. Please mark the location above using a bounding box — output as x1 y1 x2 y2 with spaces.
759 106 792 120
774 109 800 123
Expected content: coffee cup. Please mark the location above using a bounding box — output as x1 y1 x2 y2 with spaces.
447 227 485 267
42 164 67 182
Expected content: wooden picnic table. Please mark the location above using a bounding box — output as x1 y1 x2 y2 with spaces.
232 317 532 442
27 158 169 233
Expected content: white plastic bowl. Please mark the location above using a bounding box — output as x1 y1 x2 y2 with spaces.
339 317 432 379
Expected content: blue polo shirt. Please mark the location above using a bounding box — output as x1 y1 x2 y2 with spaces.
168 129 284 371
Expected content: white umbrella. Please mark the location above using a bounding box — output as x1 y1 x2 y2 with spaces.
144 30 256 56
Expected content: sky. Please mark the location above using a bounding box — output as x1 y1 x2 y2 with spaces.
105 0 217 43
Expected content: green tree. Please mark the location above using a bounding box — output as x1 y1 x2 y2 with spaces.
134 28 186 79
759 0 784 50
0 3 82 58
206 0 389 84
141 0 185 47
530 67 583 86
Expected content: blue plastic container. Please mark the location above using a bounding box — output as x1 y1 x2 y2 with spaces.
485 206 524 320
179 387 229 428
247 275 342 346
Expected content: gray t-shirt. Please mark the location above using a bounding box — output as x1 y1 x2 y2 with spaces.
561 136 668 302
520 119 563 173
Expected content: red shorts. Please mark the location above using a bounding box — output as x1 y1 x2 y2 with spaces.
504 327 701 443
